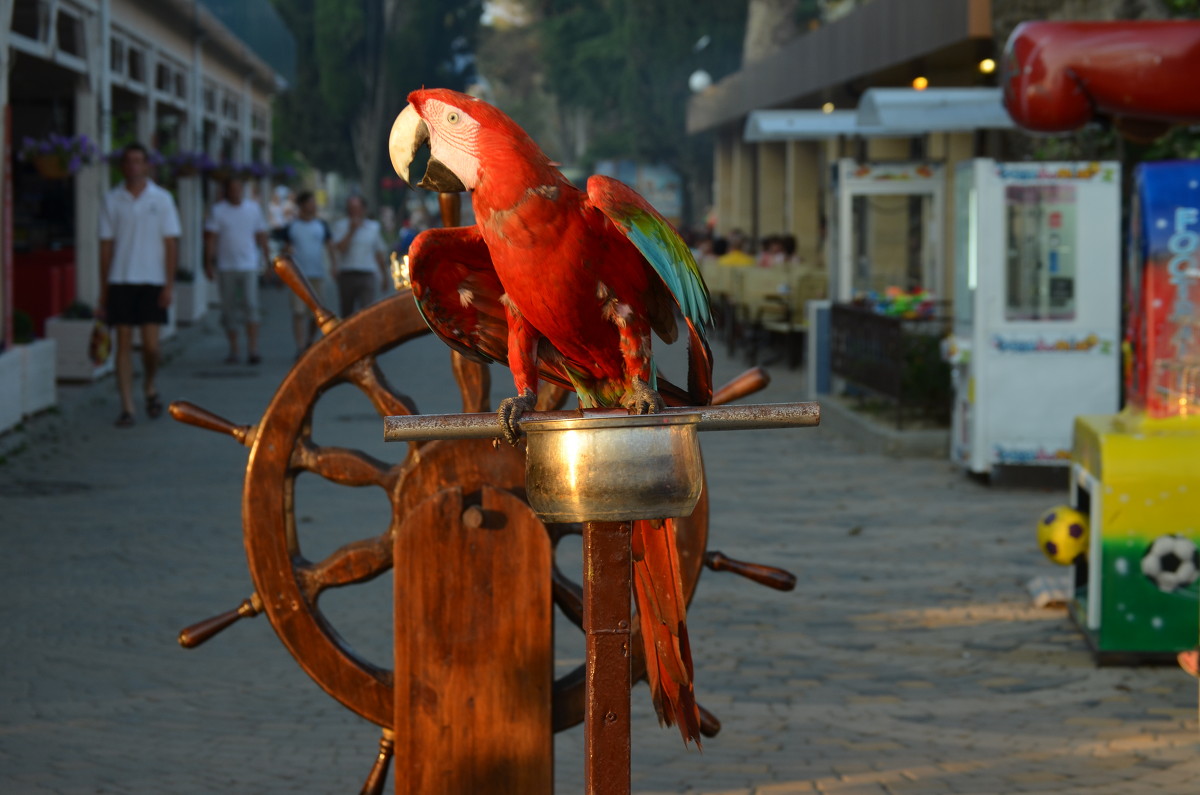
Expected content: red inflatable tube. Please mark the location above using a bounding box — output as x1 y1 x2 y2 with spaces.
1002 21 1200 140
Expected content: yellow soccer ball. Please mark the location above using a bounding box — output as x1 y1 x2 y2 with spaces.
1037 506 1089 565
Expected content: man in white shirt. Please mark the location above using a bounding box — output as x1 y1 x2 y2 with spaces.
98 142 182 428
283 191 335 356
204 178 270 364
331 195 388 317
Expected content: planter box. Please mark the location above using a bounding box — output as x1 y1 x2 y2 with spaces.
0 348 22 434
44 317 114 382
19 339 57 416
176 279 207 325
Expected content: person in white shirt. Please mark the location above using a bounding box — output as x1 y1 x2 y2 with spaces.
283 191 335 356
98 142 182 428
204 178 270 364
331 195 388 317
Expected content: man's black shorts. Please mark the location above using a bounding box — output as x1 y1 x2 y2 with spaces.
107 283 167 326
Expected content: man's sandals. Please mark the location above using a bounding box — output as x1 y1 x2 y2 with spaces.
146 394 163 419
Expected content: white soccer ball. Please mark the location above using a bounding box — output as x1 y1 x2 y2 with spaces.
1140 535 1200 593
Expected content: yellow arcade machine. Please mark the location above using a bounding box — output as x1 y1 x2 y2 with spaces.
1067 161 1200 662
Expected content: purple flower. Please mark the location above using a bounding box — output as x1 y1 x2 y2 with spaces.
67 155 81 173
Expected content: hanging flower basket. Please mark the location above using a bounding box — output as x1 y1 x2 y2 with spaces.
167 151 214 179
32 154 70 180
19 133 96 178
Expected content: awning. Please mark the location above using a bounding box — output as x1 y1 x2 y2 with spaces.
857 88 1015 132
743 110 862 141
743 88 1015 142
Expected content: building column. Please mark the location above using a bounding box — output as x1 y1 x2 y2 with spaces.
938 131 974 300
757 142 786 241
714 131 733 235
74 76 102 307
240 76 253 163
787 141 822 271
730 136 755 238
2 0 16 346
177 47 205 310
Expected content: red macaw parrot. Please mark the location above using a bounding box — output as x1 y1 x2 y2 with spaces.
388 88 712 745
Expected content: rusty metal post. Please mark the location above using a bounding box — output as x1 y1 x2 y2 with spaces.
583 520 632 795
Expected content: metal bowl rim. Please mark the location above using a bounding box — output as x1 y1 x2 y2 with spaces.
521 412 702 433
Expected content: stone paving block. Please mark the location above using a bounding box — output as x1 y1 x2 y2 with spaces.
754 781 817 793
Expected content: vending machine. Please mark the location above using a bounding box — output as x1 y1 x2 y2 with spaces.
947 159 1121 474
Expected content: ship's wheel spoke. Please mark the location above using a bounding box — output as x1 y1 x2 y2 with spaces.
551 565 583 630
344 356 418 418
296 530 395 602
290 437 400 491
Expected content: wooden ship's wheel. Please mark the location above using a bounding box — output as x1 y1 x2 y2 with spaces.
170 255 793 792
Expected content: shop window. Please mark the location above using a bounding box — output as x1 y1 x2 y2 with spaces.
11 0 40 40
127 48 145 83
1004 185 1077 321
55 10 84 58
111 38 126 76
175 72 187 100
156 63 171 93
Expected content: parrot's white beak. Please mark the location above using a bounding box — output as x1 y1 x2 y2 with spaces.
388 103 428 187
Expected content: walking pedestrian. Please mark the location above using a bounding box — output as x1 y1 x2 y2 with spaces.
204 178 270 364
267 185 295 258
284 191 335 357
97 142 182 428
331 195 388 317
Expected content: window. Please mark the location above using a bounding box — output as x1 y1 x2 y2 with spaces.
127 48 144 83
11 0 40 39
111 37 126 75
56 10 84 58
1004 185 1077 321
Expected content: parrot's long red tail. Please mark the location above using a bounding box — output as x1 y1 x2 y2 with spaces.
632 517 702 746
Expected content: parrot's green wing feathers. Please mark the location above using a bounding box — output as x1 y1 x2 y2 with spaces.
586 175 712 333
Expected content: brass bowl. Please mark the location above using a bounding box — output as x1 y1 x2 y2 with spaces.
522 413 703 522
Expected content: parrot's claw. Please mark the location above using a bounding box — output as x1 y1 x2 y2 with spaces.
498 389 537 445
622 379 664 415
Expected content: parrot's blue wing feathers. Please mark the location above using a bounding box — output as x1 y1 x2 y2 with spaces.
586 175 712 333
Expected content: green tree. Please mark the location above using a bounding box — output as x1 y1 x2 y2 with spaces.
271 0 482 208
526 0 747 223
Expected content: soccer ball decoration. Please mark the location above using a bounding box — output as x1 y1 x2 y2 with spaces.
1140 535 1200 593
1036 506 1089 565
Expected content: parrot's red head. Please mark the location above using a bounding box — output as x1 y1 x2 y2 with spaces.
389 88 550 194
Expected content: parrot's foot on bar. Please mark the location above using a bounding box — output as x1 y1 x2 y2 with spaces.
498 389 537 445
621 379 665 415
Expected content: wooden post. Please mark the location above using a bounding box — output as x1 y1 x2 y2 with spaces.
583 520 632 795
393 485 552 794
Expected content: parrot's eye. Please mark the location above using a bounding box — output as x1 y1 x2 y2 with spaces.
446 111 460 124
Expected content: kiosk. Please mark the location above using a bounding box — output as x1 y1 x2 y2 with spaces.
947 159 1121 474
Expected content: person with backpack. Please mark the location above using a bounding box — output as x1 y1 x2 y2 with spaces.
283 191 335 357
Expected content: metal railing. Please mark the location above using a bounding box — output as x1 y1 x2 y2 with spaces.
829 301 952 429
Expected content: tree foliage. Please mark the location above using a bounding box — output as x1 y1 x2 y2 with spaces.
270 0 355 174
270 0 482 206
514 0 745 223
533 0 745 166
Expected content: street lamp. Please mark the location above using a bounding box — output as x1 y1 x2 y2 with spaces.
688 69 712 94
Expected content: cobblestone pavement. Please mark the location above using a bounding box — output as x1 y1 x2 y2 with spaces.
1 286 1196 794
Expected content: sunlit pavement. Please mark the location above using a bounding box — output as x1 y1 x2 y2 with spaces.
1 286 1196 794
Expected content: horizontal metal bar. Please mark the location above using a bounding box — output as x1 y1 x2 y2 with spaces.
383 402 820 443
